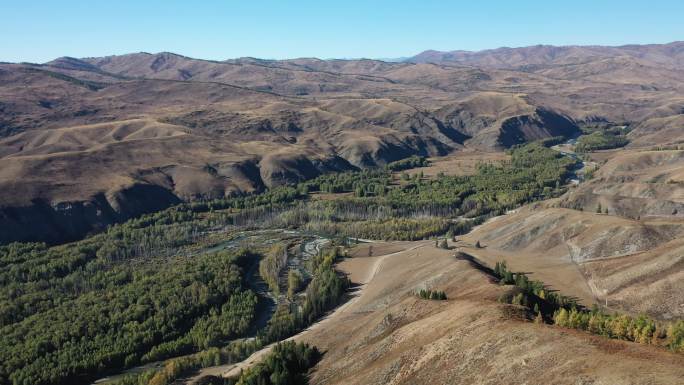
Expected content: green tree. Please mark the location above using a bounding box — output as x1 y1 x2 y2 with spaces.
287 270 302 300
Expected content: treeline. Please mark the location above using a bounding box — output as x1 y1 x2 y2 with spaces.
116 341 320 385
537 136 566 147
493 261 684 353
8 142 571 260
115 348 224 385
385 155 430 171
0 144 576 266
280 143 574 241
0 250 259 385
195 342 320 385
305 218 452 241
554 308 684 352
417 289 447 300
494 261 579 322
0 143 578 384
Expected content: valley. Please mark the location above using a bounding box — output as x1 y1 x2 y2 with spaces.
2 42 684 245
2 41 684 385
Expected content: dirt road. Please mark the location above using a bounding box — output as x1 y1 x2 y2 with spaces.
185 242 426 383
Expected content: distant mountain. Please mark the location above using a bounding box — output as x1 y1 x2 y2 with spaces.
407 41 684 69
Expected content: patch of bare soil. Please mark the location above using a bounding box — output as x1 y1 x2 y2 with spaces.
402 150 510 177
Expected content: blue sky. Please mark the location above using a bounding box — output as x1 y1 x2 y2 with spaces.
2 0 683 63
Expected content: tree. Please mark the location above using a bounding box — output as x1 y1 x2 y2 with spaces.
554 308 569 327
287 270 302 300
439 239 448 249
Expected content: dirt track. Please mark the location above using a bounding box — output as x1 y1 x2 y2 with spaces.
186 242 426 383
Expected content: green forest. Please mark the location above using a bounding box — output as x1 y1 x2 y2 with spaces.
575 130 629 152
108 247 348 385
1 248 258 385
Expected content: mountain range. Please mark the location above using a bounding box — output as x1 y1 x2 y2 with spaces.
1 42 683 244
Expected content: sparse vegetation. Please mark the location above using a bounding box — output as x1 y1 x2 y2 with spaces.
493 260 684 353
438 238 449 249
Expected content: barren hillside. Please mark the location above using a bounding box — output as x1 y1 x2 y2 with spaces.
211 242 684 385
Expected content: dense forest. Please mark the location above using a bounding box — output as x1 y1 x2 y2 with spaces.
0 247 259 385
109 247 348 385
575 128 629 152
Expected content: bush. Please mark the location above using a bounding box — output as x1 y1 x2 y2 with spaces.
417 289 447 300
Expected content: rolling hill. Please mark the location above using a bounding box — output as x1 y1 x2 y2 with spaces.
1 42 684 243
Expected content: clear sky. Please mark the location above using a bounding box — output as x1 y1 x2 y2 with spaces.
2 0 683 63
